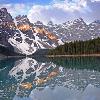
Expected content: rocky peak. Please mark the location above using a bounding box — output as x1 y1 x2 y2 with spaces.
0 8 16 46
15 15 32 31
89 20 100 26
47 21 54 27
34 21 44 28
94 20 100 24
72 18 86 25
0 8 15 29
15 15 30 25
0 8 7 13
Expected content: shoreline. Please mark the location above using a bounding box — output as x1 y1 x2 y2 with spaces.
0 55 26 60
0 54 100 60
47 54 100 57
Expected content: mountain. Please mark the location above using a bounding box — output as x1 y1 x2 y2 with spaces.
0 8 100 55
0 8 22 56
46 18 100 42
0 8 15 46
88 20 100 39
9 15 61 55
0 8 61 55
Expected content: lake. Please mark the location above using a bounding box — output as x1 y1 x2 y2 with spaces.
0 56 100 100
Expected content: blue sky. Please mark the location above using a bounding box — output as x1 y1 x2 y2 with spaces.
0 0 52 5
0 0 100 24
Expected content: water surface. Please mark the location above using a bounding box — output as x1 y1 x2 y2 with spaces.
0 57 100 100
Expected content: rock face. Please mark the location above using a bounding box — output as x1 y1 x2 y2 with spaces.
0 8 100 55
46 18 100 42
0 8 60 55
8 15 59 55
0 8 15 46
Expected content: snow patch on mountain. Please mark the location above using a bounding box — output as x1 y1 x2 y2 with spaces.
8 30 37 55
8 28 58 55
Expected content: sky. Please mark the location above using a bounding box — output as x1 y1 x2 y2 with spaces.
0 0 100 24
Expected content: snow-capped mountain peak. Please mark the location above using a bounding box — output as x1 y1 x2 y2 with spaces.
6 14 61 55
0 8 100 55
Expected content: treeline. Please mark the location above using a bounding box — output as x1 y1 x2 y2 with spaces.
48 37 100 55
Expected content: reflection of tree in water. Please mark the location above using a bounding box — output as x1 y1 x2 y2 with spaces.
50 56 100 71
1 57 100 99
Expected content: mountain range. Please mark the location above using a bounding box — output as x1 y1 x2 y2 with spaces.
0 8 100 55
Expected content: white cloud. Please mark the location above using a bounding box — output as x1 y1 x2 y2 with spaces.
0 3 31 17
27 0 93 24
0 0 100 24
28 5 54 24
91 0 100 2
53 0 88 12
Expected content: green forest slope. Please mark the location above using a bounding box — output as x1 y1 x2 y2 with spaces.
48 37 100 55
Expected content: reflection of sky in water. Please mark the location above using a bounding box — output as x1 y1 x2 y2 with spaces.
0 57 100 100
13 85 100 100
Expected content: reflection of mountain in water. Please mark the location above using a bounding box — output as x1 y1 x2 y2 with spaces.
0 57 100 100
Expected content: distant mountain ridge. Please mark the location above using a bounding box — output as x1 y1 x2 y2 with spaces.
0 8 100 55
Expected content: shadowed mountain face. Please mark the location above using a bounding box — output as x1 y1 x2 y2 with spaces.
0 8 100 55
0 8 15 46
0 57 100 100
0 44 25 56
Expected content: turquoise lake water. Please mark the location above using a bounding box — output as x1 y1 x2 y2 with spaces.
0 56 100 100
